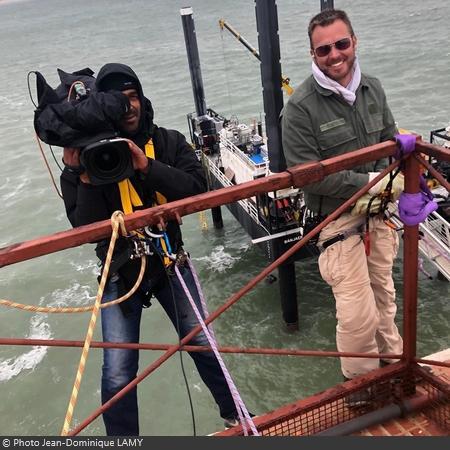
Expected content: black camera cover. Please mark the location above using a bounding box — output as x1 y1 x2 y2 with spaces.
33 68 129 148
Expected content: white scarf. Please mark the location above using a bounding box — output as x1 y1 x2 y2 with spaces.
312 57 361 105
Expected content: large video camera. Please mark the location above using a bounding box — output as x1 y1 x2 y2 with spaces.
80 138 134 185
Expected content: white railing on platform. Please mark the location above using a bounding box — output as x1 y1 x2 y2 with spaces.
418 211 450 280
389 206 450 281
204 156 266 231
220 136 269 177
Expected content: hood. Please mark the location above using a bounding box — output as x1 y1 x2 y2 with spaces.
96 63 155 147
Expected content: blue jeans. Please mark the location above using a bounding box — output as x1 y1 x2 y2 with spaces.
100 264 236 436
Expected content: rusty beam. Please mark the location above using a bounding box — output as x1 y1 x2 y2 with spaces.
2 171 291 268
0 337 401 360
320 141 399 177
0 140 398 268
414 358 450 369
414 153 450 192
413 363 450 394
286 140 398 187
416 140 450 163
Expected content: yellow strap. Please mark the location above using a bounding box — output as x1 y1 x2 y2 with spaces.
144 139 155 159
145 139 167 205
118 179 143 215
118 138 166 212
155 192 167 205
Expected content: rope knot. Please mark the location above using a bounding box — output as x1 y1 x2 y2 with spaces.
111 210 128 236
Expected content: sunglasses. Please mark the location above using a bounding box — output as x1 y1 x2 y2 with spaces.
313 37 352 57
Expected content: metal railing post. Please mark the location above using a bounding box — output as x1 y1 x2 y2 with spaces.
402 153 421 362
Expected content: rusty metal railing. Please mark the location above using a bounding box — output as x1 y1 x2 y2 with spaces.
0 137 449 435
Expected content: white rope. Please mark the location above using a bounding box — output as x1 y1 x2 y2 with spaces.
176 261 259 436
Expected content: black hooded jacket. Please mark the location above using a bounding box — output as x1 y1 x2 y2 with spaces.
60 63 207 289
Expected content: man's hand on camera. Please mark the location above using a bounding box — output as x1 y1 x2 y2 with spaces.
124 139 149 174
63 147 90 183
63 147 80 166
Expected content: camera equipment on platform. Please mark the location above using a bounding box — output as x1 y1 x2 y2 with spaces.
80 138 134 185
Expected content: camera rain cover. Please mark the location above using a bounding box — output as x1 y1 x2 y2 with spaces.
33 68 129 148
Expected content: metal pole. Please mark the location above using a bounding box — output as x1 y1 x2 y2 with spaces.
180 7 207 117
182 7 224 228
219 19 261 60
0 337 403 360
219 18 293 96
278 262 298 331
211 205 224 229
321 0 335 10
254 0 286 173
255 0 293 328
402 154 421 362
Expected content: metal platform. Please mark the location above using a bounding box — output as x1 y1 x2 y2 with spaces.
214 354 450 436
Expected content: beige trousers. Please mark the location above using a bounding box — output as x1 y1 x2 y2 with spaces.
318 213 403 379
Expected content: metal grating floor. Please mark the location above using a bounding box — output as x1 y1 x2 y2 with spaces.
215 361 449 437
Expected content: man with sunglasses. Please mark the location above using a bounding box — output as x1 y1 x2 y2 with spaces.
282 9 403 403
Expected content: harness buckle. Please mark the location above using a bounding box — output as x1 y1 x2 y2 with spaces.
175 248 188 267
129 237 146 260
129 235 154 259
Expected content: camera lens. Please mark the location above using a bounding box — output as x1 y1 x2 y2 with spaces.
80 139 134 185
93 146 122 173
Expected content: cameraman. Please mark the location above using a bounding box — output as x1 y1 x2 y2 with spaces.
60 63 239 435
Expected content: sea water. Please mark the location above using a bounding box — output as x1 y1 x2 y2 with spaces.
0 0 449 436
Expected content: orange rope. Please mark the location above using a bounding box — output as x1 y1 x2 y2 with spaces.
61 211 127 436
0 256 145 313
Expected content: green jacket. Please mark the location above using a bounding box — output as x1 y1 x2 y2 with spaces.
281 73 397 215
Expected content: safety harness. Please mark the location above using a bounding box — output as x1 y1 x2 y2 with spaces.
317 224 365 253
317 133 439 255
317 173 401 256
117 138 173 267
362 166 403 255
